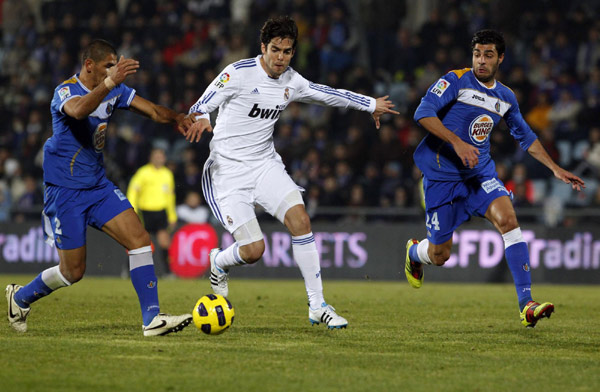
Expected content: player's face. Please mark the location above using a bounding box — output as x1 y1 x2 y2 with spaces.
85 53 118 87
260 37 295 79
472 43 504 85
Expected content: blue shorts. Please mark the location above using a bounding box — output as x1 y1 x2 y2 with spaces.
423 174 510 244
42 178 132 249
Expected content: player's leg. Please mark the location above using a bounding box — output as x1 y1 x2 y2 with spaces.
405 179 466 288
484 196 554 327
102 208 192 335
94 180 191 335
102 208 159 323
7 185 86 332
208 219 266 297
281 200 347 329
201 157 263 296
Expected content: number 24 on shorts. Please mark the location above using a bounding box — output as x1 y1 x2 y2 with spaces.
426 212 440 231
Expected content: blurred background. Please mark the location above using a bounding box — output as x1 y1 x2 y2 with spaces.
1 0 599 229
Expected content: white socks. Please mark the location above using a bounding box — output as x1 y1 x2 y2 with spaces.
417 239 433 265
41 265 71 289
292 233 324 309
216 243 247 270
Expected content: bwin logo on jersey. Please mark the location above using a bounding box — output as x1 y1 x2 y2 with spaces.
469 114 494 144
248 103 284 119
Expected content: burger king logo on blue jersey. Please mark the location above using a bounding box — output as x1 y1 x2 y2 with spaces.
469 114 494 145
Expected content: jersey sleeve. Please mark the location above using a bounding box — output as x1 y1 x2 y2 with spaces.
504 95 538 151
52 83 81 115
414 72 460 122
115 83 136 109
293 74 375 113
188 64 240 119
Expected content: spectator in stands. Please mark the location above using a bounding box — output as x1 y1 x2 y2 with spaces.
176 190 210 224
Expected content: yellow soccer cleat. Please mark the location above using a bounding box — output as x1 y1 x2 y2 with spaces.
404 239 423 289
520 301 554 328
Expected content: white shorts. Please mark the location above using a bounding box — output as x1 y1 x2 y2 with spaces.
202 153 304 233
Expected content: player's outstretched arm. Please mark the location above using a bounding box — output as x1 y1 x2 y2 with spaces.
527 139 585 191
372 96 400 129
129 95 194 135
64 56 139 120
184 115 213 143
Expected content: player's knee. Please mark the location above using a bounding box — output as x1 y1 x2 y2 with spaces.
430 248 450 266
239 240 265 264
130 230 152 250
285 210 311 236
60 264 85 284
496 215 519 233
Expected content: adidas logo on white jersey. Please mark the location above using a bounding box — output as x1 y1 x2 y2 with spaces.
251 88 260 94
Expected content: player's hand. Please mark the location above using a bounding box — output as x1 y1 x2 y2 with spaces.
185 115 213 143
174 113 194 136
553 167 585 191
372 95 400 129
107 55 139 85
453 140 480 168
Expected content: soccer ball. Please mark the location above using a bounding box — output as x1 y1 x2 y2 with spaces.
193 294 235 335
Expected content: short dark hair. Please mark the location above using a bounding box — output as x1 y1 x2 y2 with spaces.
82 39 116 64
471 30 505 56
260 16 298 49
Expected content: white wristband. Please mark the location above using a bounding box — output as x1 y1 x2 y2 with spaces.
104 77 116 91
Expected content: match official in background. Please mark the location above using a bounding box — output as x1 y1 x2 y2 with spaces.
127 147 177 276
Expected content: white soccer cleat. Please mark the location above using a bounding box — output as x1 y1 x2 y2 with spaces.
142 313 193 336
6 284 31 333
209 248 229 297
308 302 348 329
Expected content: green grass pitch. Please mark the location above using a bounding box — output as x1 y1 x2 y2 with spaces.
0 275 598 392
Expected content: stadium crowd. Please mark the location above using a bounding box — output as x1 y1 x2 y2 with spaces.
1 0 599 226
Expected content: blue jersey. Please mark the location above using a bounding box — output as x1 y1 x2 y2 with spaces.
413 68 537 181
44 74 136 189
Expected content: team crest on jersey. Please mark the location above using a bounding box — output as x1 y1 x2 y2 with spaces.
284 87 290 101
431 79 450 97
469 114 494 144
58 87 71 101
495 100 501 112
106 103 113 115
227 215 233 226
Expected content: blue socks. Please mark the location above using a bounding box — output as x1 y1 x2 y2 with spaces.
505 242 533 310
14 274 52 307
14 265 70 308
130 264 160 326
409 244 420 263
129 246 161 326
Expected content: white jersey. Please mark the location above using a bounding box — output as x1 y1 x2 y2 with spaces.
189 55 376 162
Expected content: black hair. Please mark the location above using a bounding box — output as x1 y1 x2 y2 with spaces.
81 39 116 64
260 16 298 49
471 30 505 56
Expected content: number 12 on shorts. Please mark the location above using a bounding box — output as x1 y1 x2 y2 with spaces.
426 212 440 231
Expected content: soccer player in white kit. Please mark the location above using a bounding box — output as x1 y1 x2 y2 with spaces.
185 16 398 329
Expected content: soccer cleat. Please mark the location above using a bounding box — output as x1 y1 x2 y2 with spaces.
520 301 555 328
405 239 423 289
309 303 348 329
209 248 229 297
143 313 193 336
6 284 31 333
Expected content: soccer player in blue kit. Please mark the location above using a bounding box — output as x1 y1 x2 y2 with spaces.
404 30 585 327
6 39 195 336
